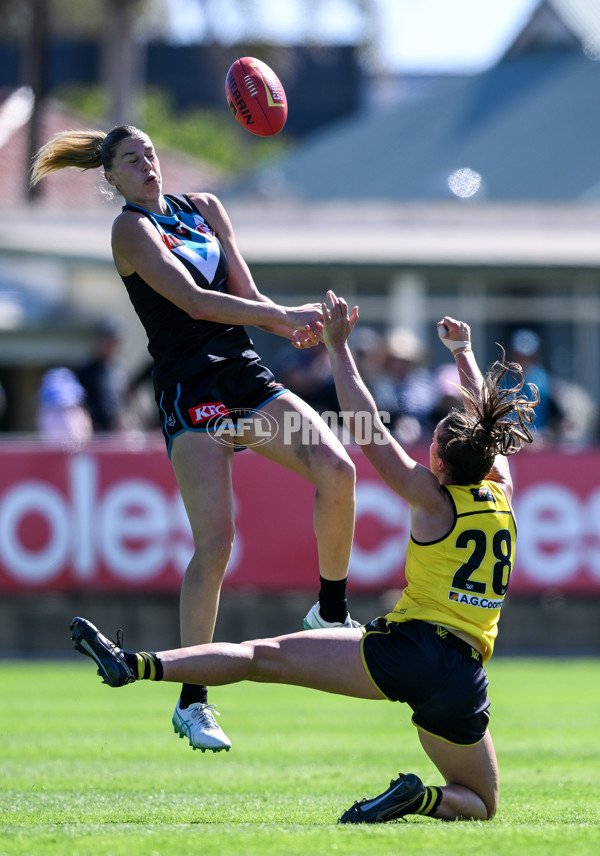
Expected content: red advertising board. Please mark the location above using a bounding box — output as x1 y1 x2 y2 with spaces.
0 439 598 594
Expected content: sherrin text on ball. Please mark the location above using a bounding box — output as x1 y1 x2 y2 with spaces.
225 56 288 136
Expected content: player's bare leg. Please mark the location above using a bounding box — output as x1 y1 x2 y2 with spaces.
167 432 237 752
159 628 380 697
70 618 498 822
416 727 499 820
246 392 358 628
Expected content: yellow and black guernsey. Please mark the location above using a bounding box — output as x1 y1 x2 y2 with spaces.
386 481 516 662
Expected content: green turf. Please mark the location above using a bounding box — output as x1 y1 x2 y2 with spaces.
0 658 598 856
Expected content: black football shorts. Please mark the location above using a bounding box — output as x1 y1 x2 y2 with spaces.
361 617 491 745
154 355 288 457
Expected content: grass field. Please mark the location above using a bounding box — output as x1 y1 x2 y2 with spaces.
1 657 598 856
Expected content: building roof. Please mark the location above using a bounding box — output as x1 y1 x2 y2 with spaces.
505 0 595 56
225 49 600 203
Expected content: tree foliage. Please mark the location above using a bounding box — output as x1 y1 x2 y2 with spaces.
55 84 289 175
0 0 169 41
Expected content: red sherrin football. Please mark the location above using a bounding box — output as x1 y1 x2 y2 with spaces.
225 57 288 137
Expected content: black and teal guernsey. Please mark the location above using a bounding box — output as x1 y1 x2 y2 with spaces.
120 193 258 389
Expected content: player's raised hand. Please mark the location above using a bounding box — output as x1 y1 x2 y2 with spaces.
437 316 472 355
320 291 359 351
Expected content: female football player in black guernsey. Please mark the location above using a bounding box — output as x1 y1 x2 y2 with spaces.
31 126 358 753
71 296 539 823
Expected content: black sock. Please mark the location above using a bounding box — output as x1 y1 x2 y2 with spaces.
178 683 208 709
414 786 443 817
124 651 163 681
318 576 348 624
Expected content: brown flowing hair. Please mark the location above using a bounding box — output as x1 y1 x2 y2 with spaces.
437 353 539 485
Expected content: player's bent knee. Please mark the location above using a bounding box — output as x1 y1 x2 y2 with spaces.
468 784 497 821
185 533 235 584
484 795 498 820
321 449 355 487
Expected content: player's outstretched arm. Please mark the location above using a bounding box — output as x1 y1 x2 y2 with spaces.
437 316 483 416
189 193 320 344
321 292 442 510
438 316 512 494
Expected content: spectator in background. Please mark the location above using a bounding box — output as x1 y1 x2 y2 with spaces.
382 327 435 446
427 363 463 432
277 326 397 439
507 328 597 446
76 318 126 432
552 376 599 446
275 340 339 415
37 367 93 451
507 330 555 433
0 379 6 423
124 360 161 431
349 326 396 417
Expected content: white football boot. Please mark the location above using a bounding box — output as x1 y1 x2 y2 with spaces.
172 700 232 752
303 602 361 630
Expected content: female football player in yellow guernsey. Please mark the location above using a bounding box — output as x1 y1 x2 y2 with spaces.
71 292 539 824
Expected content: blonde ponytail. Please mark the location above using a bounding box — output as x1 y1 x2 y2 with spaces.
30 129 106 186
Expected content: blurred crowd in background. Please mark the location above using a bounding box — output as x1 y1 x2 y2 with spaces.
1 2 599 454
275 323 598 450
15 318 597 452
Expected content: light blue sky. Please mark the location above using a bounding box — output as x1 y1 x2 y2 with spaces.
166 0 540 72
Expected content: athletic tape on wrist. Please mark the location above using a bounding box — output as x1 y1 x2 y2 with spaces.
437 325 471 354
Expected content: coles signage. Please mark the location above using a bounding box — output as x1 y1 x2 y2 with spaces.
0 439 599 594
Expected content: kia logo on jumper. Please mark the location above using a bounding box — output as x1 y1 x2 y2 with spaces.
205 408 279 448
